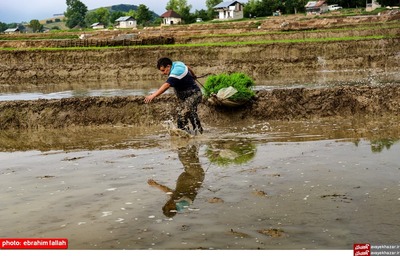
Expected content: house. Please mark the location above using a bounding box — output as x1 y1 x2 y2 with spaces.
4 28 20 34
90 22 105 29
115 16 137 29
305 1 329 15
160 10 182 25
213 1 244 20
366 0 381 11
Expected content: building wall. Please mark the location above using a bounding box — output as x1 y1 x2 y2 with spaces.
119 20 137 28
217 4 244 20
366 1 381 11
163 17 182 25
92 25 105 29
306 4 328 15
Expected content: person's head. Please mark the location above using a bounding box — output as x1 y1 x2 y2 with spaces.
162 199 177 217
157 57 172 75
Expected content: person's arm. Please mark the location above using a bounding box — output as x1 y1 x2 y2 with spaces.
144 82 170 103
148 179 173 193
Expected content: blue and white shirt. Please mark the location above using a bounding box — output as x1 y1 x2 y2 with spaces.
166 61 200 99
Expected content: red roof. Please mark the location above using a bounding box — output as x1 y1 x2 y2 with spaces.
160 10 181 18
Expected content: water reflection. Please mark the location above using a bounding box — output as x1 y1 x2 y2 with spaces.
1 69 398 101
0 89 156 101
205 139 256 166
0 80 167 101
0 120 399 153
148 144 205 217
370 138 398 153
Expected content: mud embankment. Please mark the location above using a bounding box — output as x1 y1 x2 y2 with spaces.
177 27 400 44
0 38 399 86
0 85 399 130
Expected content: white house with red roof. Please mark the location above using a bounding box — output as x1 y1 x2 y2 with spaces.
160 10 182 25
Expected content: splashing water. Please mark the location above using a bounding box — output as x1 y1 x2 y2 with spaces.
162 120 192 139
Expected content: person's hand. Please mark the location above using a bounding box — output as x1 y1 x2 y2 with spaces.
148 179 157 185
144 94 155 103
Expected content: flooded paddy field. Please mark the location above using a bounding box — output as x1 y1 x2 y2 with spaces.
0 64 399 250
0 21 399 250
0 68 398 101
0 117 399 249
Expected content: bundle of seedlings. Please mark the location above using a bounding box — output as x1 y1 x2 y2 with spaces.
202 72 255 107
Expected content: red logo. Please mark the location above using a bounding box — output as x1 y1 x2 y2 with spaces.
354 243 370 256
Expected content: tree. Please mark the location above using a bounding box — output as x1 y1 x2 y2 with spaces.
94 7 111 27
136 4 153 26
30 19 43 32
284 0 308 14
165 0 191 15
193 9 209 21
84 11 98 27
64 0 88 28
178 5 193 23
244 0 263 17
110 11 125 24
166 0 193 23
0 22 7 33
206 0 223 9
85 7 110 27
258 0 281 16
206 0 223 19
125 9 137 19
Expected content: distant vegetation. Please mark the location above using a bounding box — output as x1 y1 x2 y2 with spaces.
1 0 399 32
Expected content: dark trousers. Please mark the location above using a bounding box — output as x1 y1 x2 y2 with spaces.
176 90 203 134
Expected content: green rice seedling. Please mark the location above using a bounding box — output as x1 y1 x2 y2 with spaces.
203 72 255 101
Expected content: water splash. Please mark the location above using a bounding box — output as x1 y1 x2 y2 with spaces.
162 120 192 139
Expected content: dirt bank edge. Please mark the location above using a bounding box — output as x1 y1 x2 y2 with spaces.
1 38 399 86
0 84 399 130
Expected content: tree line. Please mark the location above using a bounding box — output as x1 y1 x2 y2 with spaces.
63 0 400 28
1 0 399 32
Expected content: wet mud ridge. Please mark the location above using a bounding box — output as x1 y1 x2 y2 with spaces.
0 84 399 130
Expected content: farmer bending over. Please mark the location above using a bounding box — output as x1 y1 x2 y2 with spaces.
144 57 203 134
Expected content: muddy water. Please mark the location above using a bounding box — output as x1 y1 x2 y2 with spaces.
0 68 398 101
1 118 399 249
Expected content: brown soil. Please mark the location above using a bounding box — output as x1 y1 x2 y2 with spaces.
0 38 398 86
0 84 399 130
0 12 399 130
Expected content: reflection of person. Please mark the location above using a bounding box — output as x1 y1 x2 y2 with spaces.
144 57 203 134
148 144 205 217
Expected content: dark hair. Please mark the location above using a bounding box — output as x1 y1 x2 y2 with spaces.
157 57 172 69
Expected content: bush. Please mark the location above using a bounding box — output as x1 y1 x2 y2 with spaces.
203 72 255 101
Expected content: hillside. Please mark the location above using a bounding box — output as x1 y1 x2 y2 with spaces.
105 4 159 19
